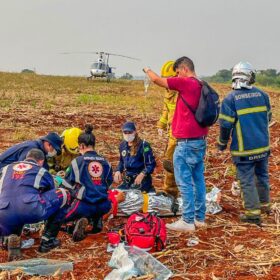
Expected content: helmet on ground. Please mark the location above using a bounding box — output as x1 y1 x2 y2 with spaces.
61 128 82 154
161 61 176 78
232 62 256 84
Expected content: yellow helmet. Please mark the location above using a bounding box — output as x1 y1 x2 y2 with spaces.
61 128 82 155
161 61 176 77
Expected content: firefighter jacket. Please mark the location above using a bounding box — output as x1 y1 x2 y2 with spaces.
65 151 112 205
157 90 178 137
219 86 272 161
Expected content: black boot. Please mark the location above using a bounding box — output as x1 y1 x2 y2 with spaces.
38 237 61 253
240 214 261 226
7 235 22 261
91 217 103 234
72 218 88 242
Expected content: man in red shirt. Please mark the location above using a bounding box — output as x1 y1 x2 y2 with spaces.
144 56 208 232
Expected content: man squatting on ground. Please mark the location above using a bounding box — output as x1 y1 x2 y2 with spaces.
217 62 272 225
0 149 70 261
144 56 208 232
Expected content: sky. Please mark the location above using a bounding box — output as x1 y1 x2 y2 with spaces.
0 0 279 77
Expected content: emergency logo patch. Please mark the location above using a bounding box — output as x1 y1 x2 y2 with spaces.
121 150 127 157
88 161 103 178
13 163 33 172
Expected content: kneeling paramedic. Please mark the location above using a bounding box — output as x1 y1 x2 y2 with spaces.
0 132 62 170
41 124 116 246
114 121 156 193
0 149 70 261
217 62 272 225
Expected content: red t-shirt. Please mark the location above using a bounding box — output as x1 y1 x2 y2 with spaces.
167 77 208 139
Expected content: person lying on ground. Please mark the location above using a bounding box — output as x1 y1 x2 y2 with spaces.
0 149 70 261
0 131 62 170
114 121 156 193
40 124 123 249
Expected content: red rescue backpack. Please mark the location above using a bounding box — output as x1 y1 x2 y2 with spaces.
124 212 167 251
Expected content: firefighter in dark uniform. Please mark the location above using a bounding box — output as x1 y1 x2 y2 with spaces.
0 132 62 170
217 62 272 225
40 124 114 246
114 121 156 193
0 149 69 261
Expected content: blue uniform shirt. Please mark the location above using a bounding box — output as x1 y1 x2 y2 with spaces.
219 86 271 161
116 139 156 177
0 139 49 170
0 160 55 204
65 151 113 204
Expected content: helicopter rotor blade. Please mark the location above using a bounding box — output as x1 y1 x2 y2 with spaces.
105 53 141 61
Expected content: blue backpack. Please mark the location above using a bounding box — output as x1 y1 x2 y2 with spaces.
180 79 220 127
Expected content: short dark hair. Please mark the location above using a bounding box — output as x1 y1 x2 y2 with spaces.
173 56 195 72
78 124 95 147
26 149 45 162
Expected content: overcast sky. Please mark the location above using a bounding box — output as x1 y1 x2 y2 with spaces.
0 0 279 77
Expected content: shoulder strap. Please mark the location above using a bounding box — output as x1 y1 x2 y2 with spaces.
179 94 196 114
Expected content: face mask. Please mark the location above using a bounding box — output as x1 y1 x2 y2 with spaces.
47 150 57 158
123 133 135 143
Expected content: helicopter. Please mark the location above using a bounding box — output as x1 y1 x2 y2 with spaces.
61 51 140 82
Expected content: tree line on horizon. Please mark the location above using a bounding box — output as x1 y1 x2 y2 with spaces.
204 68 280 88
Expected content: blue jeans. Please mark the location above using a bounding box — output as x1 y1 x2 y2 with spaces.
173 139 206 223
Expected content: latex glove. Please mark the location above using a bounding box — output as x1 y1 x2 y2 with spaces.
134 172 145 185
54 176 63 186
158 128 164 137
114 171 122 184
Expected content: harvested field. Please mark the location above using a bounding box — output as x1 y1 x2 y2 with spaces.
0 72 280 279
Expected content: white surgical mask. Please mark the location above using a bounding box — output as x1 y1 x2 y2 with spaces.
123 133 135 143
47 150 57 158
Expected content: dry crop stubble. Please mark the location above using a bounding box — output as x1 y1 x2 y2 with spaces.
0 72 280 279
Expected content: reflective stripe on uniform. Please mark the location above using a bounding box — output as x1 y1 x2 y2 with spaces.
219 114 235 123
231 146 270 156
159 117 168 124
237 106 267 116
236 121 244 152
0 166 9 194
72 159 81 184
76 186 85 200
166 103 176 110
34 168 46 189
58 187 68 208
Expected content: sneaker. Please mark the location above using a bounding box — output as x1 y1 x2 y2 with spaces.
260 206 271 215
90 217 103 234
38 238 61 253
7 235 22 261
194 220 207 228
166 219 195 232
240 214 261 226
72 218 88 242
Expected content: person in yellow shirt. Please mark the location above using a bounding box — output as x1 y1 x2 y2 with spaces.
157 61 178 198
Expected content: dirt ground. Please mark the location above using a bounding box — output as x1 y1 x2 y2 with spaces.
0 73 280 279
